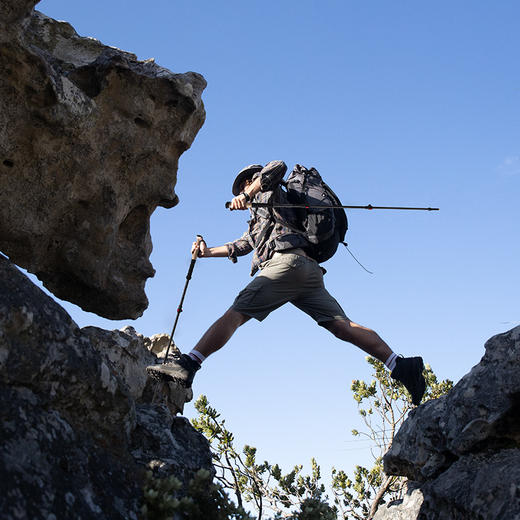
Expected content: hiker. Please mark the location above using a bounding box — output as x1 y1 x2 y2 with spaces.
147 161 426 405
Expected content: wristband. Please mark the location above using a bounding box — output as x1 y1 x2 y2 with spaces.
240 192 251 202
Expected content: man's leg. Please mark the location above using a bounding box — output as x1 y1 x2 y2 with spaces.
147 256 294 387
146 308 250 386
191 308 251 359
320 319 392 362
321 319 425 405
290 259 426 405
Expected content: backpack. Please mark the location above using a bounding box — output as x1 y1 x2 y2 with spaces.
282 164 348 263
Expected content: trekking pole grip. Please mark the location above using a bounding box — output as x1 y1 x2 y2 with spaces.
192 235 204 260
225 201 252 210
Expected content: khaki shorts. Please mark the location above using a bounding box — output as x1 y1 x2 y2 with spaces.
231 251 348 323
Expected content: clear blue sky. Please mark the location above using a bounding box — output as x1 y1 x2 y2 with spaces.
35 0 520 489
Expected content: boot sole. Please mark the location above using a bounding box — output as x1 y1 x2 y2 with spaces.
146 367 190 388
409 357 426 405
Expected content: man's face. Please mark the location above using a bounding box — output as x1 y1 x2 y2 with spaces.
240 177 253 193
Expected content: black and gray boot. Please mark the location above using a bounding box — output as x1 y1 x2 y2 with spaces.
391 356 426 406
146 354 200 388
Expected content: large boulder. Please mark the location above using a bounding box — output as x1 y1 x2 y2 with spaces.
0 0 206 319
374 327 520 520
0 255 212 519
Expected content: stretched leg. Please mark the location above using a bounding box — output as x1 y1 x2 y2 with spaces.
321 318 426 405
146 308 250 386
192 307 251 358
321 319 392 362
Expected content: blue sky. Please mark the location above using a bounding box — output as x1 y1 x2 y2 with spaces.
36 0 519 490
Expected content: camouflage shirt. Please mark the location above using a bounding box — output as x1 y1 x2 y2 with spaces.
225 160 309 276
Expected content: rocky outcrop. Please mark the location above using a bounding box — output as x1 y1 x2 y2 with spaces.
0 255 211 519
83 327 193 415
0 0 206 319
374 327 520 520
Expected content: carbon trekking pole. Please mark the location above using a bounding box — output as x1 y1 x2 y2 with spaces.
162 234 204 364
225 202 439 211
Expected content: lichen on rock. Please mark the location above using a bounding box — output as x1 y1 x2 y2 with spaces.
0 254 212 519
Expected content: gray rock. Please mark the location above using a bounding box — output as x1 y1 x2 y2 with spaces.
0 255 213 519
373 483 424 520
378 327 520 519
0 254 136 447
422 449 520 520
376 451 520 520
0 0 36 24
82 325 193 414
83 325 157 401
0 0 206 319
145 332 181 358
0 386 141 520
131 406 212 481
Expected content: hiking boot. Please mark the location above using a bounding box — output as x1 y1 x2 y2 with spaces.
146 354 200 388
391 356 426 406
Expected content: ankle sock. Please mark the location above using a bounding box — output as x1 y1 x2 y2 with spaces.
385 352 398 372
188 350 205 365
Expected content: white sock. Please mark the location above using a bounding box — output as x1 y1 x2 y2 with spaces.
385 352 398 372
188 349 205 365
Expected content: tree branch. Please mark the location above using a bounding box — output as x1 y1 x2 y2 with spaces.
368 475 395 519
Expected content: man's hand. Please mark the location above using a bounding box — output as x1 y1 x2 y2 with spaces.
192 238 209 257
229 193 249 211
191 240 229 258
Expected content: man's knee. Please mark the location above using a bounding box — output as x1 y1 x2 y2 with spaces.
321 319 353 340
223 307 251 328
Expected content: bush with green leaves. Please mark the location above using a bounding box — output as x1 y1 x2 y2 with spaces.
331 358 453 519
140 468 252 520
192 396 333 519
191 358 452 520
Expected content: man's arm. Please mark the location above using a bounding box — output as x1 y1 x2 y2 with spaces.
192 234 253 262
228 175 262 210
194 242 228 258
229 160 287 210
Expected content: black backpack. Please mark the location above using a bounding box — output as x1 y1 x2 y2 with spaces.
283 164 348 263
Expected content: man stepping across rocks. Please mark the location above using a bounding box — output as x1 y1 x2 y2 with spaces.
147 161 426 406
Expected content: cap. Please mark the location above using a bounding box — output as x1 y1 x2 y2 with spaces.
231 164 263 196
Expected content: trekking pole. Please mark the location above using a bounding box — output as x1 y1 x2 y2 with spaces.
162 234 204 364
225 202 439 211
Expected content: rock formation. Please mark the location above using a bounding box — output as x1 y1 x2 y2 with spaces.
0 3 211 515
0 255 211 519
374 326 520 520
0 0 206 319
8 2 520 519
